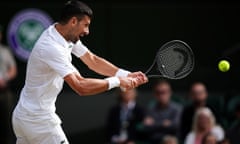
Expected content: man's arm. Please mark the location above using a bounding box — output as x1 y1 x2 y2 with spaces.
80 51 119 77
80 51 147 81
64 72 143 96
64 72 109 96
73 41 147 81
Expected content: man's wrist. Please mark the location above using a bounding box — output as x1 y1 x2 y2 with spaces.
105 77 120 90
115 69 130 77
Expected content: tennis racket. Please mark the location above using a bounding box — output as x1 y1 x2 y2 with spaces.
145 40 194 79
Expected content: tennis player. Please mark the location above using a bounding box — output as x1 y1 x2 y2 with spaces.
12 0 148 144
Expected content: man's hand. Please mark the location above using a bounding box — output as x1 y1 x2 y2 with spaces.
119 75 147 90
119 77 138 90
128 71 148 84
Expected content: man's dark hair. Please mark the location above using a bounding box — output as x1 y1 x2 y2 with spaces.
59 0 93 24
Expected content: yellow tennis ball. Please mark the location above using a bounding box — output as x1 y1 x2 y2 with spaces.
218 60 230 72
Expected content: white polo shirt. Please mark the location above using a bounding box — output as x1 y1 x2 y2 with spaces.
14 24 89 124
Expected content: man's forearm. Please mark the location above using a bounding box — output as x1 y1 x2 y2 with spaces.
80 52 130 77
64 72 141 96
88 55 119 76
64 73 112 96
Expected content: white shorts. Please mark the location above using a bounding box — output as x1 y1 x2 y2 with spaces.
12 112 69 144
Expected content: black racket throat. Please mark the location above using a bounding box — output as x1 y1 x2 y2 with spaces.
145 59 165 78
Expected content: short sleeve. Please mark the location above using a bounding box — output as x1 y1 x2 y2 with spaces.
40 46 78 78
71 40 89 57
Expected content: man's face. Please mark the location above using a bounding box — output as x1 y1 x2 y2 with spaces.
68 15 91 43
153 83 171 105
190 83 207 103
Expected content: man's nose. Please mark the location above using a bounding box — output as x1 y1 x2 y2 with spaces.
84 28 89 35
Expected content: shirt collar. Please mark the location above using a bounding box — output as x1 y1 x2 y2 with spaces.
50 23 74 49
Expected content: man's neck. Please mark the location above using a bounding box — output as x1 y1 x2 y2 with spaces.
55 23 69 41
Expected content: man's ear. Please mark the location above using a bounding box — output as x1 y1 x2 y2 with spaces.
69 16 78 26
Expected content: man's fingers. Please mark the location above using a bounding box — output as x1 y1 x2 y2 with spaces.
136 75 148 85
119 74 148 91
131 77 144 88
138 72 148 83
129 71 148 84
131 78 138 88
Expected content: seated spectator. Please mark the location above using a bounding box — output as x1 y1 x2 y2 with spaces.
184 107 224 144
202 132 218 144
0 25 17 144
180 82 222 142
226 102 240 144
143 79 182 144
161 135 178 144
106 88 145 144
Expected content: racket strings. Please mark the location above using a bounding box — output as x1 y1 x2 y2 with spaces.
156 41 194 79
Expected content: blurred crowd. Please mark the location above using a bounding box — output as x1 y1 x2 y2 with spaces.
105 79 240 144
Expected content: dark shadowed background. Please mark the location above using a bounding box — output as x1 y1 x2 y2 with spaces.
1 0 240 143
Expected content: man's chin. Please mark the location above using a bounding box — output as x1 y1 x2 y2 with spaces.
72 38 80 44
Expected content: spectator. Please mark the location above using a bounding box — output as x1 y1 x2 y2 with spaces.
161 135 178 144
202 132 218 144
226 102 240 144
0 25 17 144
143 79 182 144
106 88 145 144
180 82 222 142
184 107 224 144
